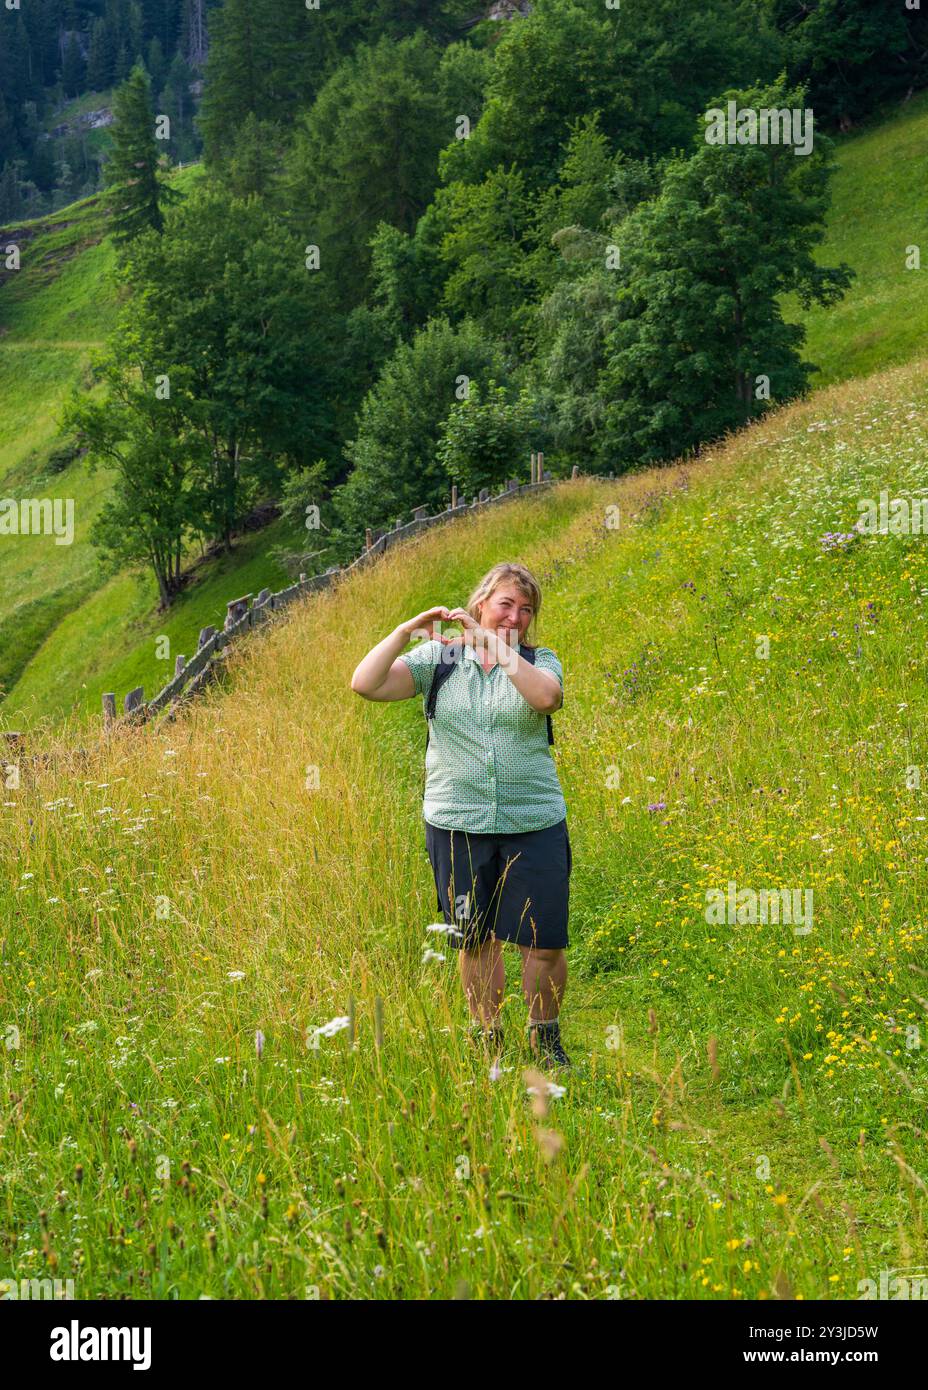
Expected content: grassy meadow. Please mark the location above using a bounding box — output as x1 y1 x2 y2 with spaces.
782 89 928 387
2 352 927 1299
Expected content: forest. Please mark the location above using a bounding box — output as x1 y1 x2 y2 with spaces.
5 0 928 607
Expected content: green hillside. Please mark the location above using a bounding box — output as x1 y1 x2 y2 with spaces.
2 91 928 736
0 193 118 718
3 350 927 1298
783 89 928 387
0 164 312 736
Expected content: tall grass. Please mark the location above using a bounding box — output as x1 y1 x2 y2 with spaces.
2 356 927 1298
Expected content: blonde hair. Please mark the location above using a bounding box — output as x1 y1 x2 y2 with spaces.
466 562 542 648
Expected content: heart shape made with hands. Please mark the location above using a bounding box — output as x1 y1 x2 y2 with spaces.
440 607 481 644
441 608 521 660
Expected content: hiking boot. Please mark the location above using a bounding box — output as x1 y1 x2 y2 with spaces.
527 1018 572 1070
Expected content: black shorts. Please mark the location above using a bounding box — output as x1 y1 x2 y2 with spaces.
424 817 572 951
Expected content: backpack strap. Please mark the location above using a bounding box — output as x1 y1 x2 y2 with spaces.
519 644 555 746
425 642 555 747
425 641 463 751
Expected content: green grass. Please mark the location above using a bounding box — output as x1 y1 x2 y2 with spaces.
4 513 310 733
2 353 927 1298
0 192 118 710
0 193 116 481
786 89 928 387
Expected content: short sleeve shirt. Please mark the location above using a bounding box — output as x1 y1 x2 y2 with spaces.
399 639 567 833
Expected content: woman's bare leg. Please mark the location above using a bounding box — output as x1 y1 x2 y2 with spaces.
519 947 567 1044
458 937 505 1028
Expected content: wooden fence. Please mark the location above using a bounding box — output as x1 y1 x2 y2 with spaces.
93 453 583 728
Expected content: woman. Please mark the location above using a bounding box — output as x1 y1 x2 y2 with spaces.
350 561 572 1070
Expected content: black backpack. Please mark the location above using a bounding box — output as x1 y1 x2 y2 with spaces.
424 640 555 750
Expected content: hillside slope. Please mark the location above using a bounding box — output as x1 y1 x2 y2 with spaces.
782 88 928 386
2 91 928 734
0 193 118 713
3 350 927 1297
0 167 204 685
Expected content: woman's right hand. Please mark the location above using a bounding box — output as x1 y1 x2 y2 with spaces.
400 606 455 643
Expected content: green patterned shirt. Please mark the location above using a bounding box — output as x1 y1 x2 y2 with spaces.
400 639 568 833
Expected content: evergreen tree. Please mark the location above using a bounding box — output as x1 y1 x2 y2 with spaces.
25 0 61 89
161 52 198 162
114 41 133 84
280 33 448 305
0 161 22 223
0 91 19 174
225 111 281 198
53 156 76 210
61 33 86 98
87 18 116 91
198 0 275 167
0 14 34 122
105 63 177 244
146 36 166 91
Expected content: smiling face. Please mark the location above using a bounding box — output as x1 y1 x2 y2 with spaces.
477 584 535 646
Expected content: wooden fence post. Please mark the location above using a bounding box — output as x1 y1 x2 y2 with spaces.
571 464 579 480
124 687 145 721
102 694 116 726
530 451 537 484
224 595 251 630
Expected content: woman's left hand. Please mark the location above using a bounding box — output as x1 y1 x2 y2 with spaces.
445 608 490 649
